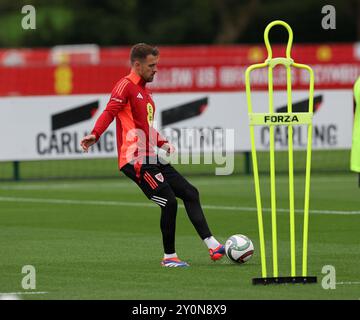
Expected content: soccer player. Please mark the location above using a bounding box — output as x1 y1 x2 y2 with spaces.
80 43 225 267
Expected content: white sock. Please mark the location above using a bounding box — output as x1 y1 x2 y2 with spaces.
203 236 220 250
164 253 178 259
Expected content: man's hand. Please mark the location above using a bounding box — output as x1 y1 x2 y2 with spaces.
161 142 176 156
80 134 96 152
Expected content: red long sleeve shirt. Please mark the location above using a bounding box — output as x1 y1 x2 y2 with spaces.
91 71 168 169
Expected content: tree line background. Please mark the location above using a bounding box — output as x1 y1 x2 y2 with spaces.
0 0 359 47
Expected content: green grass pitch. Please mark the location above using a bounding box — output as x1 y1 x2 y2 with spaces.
0 172 359 299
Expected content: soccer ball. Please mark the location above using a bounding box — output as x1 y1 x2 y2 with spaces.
225 234 254 264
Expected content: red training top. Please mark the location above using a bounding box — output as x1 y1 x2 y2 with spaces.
91 71 168 169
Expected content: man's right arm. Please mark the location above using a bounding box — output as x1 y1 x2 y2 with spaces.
80 80 130 152
91 99 121 141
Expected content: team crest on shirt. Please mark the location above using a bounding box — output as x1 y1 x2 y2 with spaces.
155 173 164 182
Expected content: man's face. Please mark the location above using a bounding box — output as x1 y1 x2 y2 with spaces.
134 54 159 82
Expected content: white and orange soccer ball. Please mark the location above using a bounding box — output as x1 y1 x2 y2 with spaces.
225 234 254 264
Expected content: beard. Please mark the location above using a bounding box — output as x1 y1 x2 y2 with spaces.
146 74 155 82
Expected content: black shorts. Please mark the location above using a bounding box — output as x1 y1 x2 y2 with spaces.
121 159 184 199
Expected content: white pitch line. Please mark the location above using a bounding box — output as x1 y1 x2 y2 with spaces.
0 196 359 215
201 205 360 215
0 196 155 208
336 281 360 285
0 176 355 190
0 291 48 295
0 182 132 190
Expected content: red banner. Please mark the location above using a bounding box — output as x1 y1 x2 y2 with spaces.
1 44 359 96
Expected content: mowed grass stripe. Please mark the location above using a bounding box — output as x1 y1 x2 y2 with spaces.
0 175 356 190
0 196 359 215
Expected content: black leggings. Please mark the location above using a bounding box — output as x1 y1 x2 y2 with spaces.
121 161 212 254
155 180 212 254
